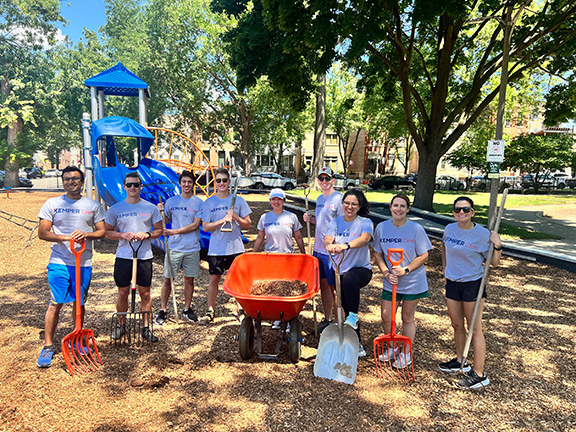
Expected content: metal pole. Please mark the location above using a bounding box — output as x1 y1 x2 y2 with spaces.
488 9 513 231
82 113 94 200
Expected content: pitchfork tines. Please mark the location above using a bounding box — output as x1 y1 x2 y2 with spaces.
61 239 103 376
373 248 415 381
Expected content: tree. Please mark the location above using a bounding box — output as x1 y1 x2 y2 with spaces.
212 0 576 210
0 0 64 186
503 133 574 191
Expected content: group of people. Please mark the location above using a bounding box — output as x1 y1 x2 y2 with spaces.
36 165 502 390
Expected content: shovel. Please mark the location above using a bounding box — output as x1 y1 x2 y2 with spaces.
61 239 103 376
373 248 415 381
110 240 153 345
313 251 359 385
303 184 318 337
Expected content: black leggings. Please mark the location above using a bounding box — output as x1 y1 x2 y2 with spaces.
339 267 373 341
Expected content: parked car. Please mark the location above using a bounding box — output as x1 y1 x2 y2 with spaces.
435 175 466 191
403 173 418 183
24 167 44 179
521 173 561 190
553 172 570 189
333 173 360 190
369 175 415 191
44 168 61 178
0 171 33 188
567 178 576 189
249 172 295 190
471 175 521 192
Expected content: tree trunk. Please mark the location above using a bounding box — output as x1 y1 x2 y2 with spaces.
312 74 326 180
239 99 252 175
4 118 24 188
412 144 443 211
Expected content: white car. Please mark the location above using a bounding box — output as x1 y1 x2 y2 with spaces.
44 169 61 178
333 173 360 190
249 172 295 190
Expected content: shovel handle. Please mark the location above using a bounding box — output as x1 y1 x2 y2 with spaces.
386 248 404 336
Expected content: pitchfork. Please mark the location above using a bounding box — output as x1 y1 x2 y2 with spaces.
61 239 103 376
373 248 415 381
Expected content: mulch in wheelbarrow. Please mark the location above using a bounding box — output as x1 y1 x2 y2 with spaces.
251 279 308 296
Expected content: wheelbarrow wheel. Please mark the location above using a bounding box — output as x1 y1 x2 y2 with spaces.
239 316 254 360
288 317 301 363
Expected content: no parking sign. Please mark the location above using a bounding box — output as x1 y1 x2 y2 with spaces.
487 140 505 162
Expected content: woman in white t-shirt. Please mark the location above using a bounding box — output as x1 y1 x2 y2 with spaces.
373 194 432 369
324 189 373 357
439 196 502 390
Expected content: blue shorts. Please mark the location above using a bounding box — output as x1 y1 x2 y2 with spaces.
313 251 335 286
47 263 92 305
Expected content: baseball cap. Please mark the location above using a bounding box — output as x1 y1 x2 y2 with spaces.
318 167 334 178
269 188 286 199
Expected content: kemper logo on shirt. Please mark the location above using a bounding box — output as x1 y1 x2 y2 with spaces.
445 236 479 250
211 206 229 213
264 221 292 228
379 237 415 244
117 211 138 218
54 208 94 215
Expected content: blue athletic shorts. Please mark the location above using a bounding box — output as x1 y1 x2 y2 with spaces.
313 251 335 286
47 263 92 305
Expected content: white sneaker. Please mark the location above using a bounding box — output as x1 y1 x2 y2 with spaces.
344 312 358 330
378 345 399 362
392 352 412 369
358 345 366 357
271 320 281 330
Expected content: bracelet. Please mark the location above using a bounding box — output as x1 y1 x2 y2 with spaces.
494 245 502 251
146 232 151 239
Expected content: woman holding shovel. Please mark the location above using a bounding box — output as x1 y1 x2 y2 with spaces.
440 196 502 389
373 194 433 369
323 189 373 357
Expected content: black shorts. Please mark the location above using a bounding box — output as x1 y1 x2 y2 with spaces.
207 254 240 275
114 258 153 287
445 278 487 302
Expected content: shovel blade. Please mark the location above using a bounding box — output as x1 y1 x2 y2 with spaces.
61 329 103 376
314 324 359 385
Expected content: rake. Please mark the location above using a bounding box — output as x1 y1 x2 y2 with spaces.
373 248 415 381
61 239 103 376
110 240 153 345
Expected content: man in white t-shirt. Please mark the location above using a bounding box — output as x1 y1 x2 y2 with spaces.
303 167 344 332
155 170 203 324
37 166 106 369
105 172 163 342
199 168 252 324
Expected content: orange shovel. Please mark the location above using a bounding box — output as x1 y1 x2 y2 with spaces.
373 248 415 381
61 239 103 376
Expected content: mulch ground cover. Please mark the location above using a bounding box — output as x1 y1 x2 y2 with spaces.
1 191 575 432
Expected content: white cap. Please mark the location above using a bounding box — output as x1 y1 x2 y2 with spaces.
269 188 286 199
318 167 334 178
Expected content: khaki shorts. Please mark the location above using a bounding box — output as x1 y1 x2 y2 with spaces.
164 250 200 278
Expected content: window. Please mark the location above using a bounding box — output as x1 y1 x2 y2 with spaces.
326 134 338 147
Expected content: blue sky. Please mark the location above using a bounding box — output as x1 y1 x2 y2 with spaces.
57 0 107 43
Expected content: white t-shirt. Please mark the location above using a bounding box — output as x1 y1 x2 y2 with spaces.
373 219 433 295
443 222 490 282
314 191 344 255
164 195 203 252
202 194 252 256
257 210 302 253
325 215 373 274
105 200 163 260
38 195 105 267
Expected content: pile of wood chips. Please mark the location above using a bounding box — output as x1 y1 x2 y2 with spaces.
250 279 308 296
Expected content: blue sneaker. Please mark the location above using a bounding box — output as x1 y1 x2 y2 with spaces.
344 312 359 330
68 341 92 356
37 346 54 368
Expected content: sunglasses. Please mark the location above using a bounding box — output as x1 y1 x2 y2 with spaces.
215 178 229 184
453 207 472 213
125 182 141 188
318 176 332 182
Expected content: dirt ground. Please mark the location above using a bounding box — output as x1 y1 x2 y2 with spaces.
1 191 575 432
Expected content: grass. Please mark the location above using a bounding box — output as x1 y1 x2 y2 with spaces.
289 188 575 240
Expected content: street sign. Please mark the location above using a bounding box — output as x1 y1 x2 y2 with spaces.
488 162 500 179
487 140 505 162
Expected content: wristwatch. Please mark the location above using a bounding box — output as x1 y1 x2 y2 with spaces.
146 232 152 239
404 267 410 275
345 242 351 250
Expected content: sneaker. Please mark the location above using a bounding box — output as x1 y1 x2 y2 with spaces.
37 346 54 368
155 310 167 326
111 324 126 340
271 320 282 330
198 309 214 325
378 345 399 362
142 327 159 343
183 308 198 322
237 309 246 323
317 318 333 334
68 341 92 356
358 345 366 358
392 352 412 369
439 357 471 373
456 370 490 389
344 312 358 330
